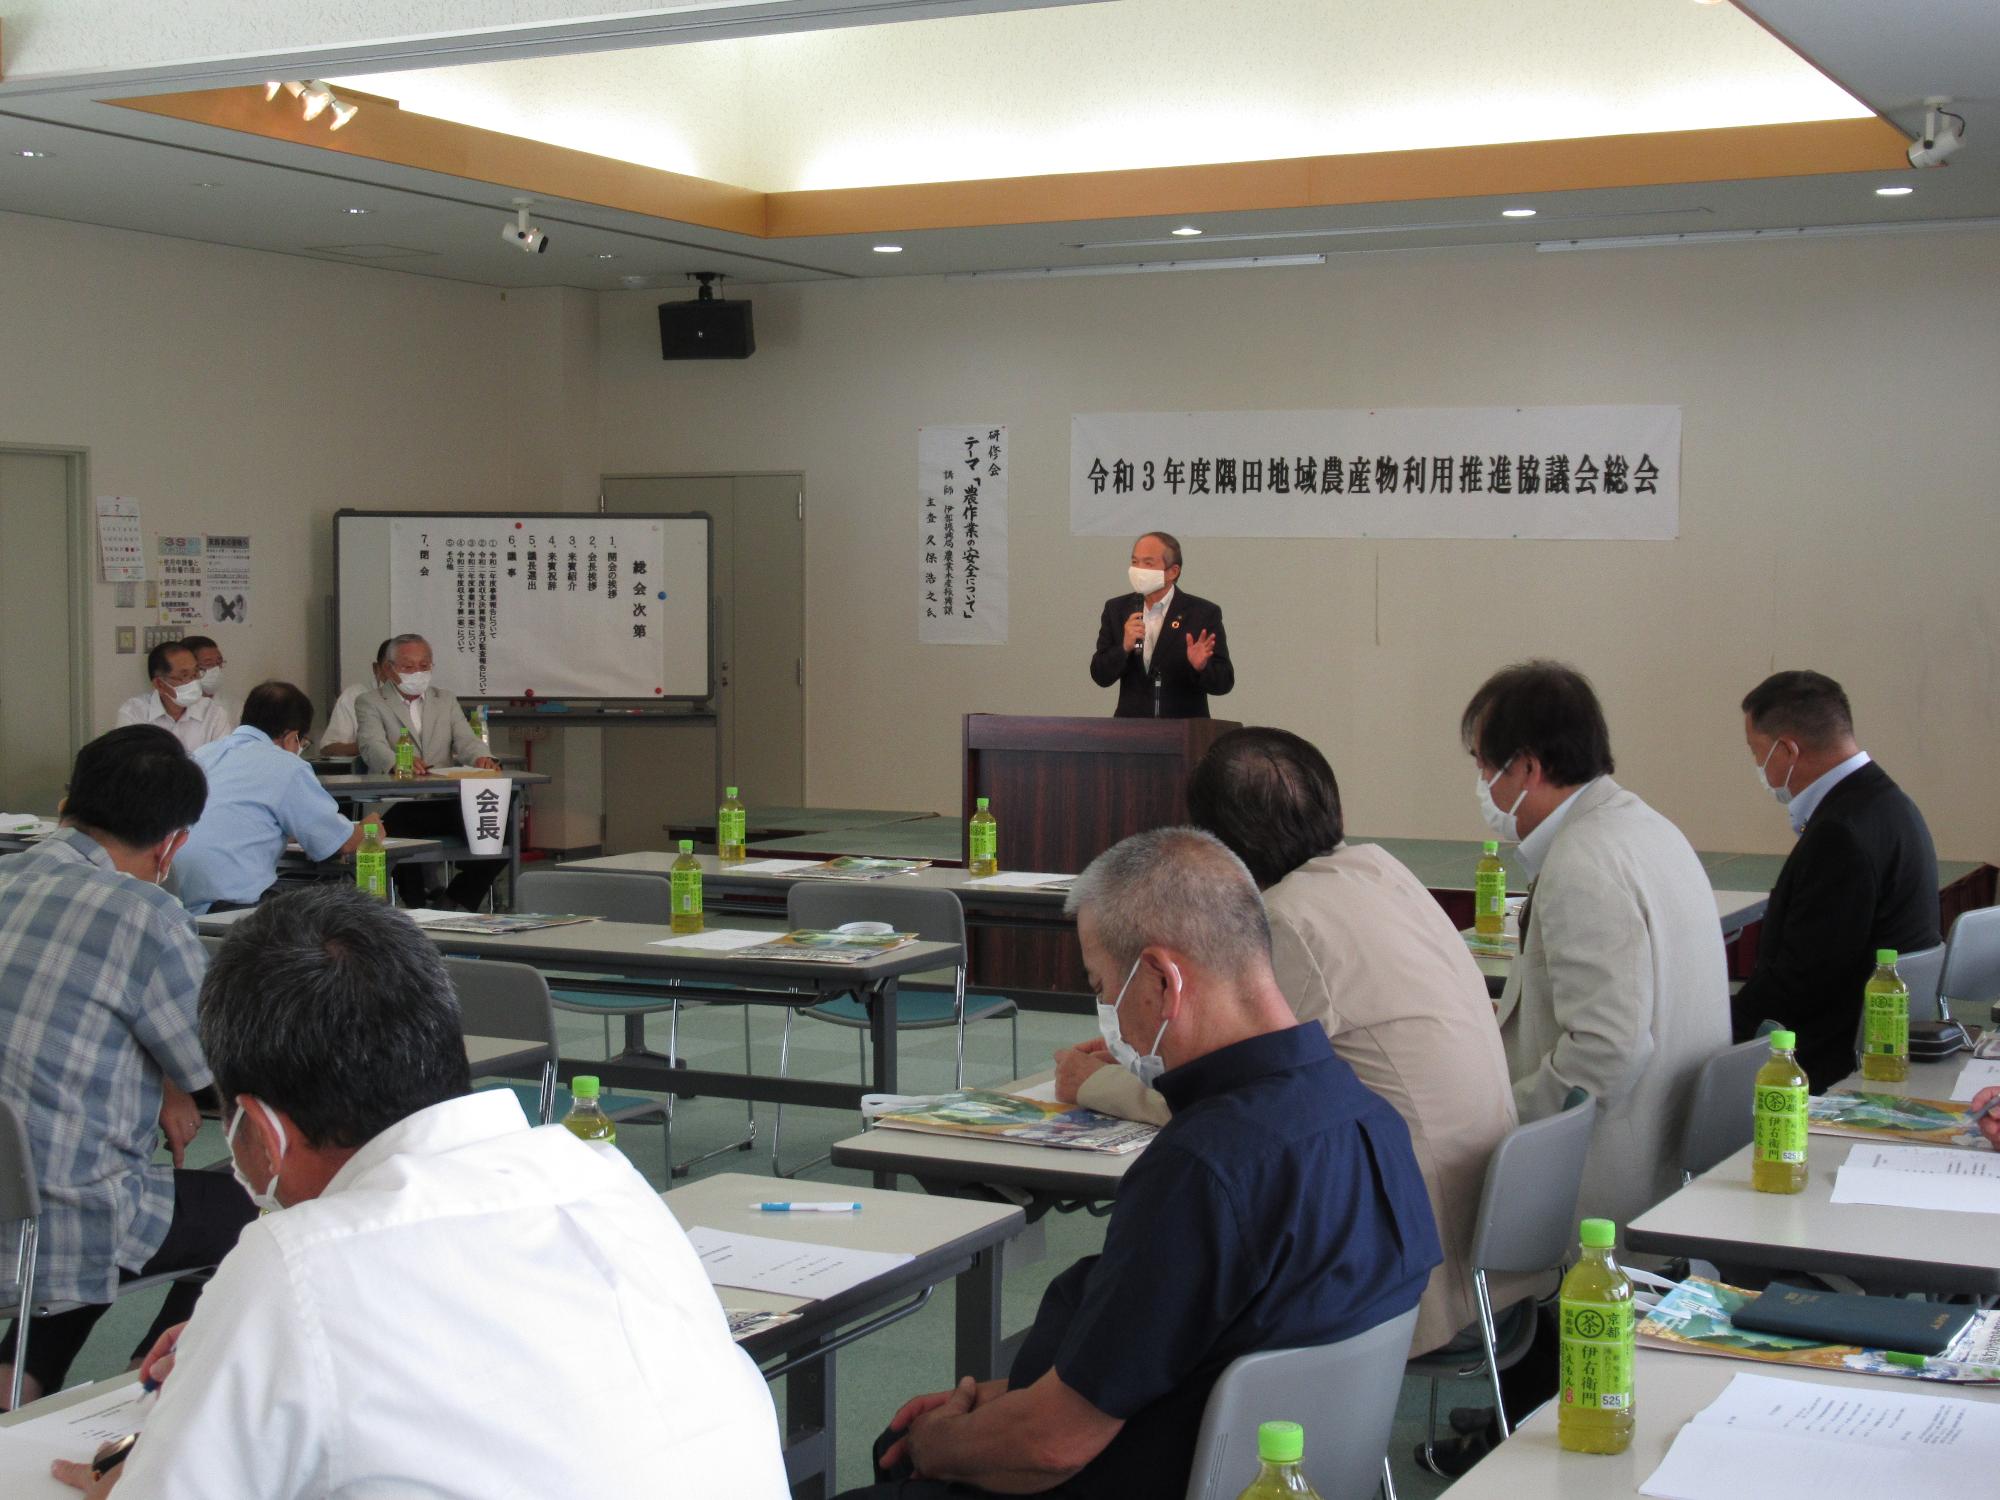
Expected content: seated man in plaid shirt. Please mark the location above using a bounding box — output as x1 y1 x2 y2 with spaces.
0 726 256 1407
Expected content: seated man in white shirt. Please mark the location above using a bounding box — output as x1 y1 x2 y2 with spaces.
176 636 238 736
114 643 230 754
318 638 394 758
51 885 789 1500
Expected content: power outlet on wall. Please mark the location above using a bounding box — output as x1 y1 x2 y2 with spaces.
115 626 137 654
113 581 137 609
142 626 178 652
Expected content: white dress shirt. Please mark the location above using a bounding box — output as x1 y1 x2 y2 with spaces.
321 683 371 746
1514 779 1588 879
113 691 231 753
116 1091 789 1499
1141 585 1176 671
1786 749 1872 836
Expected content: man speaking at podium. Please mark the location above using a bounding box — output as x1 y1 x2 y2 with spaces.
1090 532 1234 718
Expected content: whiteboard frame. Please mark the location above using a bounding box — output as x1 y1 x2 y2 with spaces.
333 508 714 704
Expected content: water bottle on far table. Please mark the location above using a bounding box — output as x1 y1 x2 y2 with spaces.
718 786 747 864
671 838 704 934
393 727 416 780
354 821 387 900
1860 949 1908 1083
1751 1029 1809 1195
1474 840 1507 939
1558 1217 1635 1455
1232 1421 1322 1498
562 1075 617 1146
968 796 998 877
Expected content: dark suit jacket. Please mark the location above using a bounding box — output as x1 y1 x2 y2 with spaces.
1089 589 1234 718
1730 760 1940 1091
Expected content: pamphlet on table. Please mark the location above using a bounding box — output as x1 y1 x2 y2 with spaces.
800 856 932 880
399 911 599 936
1807 1090 1988 1148
729 929 919 964
864 1089 1157 1154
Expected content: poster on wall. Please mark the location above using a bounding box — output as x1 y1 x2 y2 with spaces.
918 423 1009 644
1070 405 1680 541
157 534 205 626
205 534 251 625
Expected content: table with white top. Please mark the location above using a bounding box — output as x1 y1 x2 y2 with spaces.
196 907 960 1113
316 769 551 895
1625 1057 1998 1295
666 1171 1024 1500
1432 1346 2000 1499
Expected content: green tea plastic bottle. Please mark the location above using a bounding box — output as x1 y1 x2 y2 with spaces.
354 820 387 900
1474 840 1507 938
1232 1421 1321 1498
1860 949 1908 1082
1752 1029 1809 1194
1557 1218 1634 1455
562 1075 617 1145
393 727 416 780
670 838 704 934
968 797 998 878
718 786 747 864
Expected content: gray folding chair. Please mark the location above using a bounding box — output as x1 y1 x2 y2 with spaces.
1185 1305 1420 1500
773 884 1018 1177
442 957 562 1123
1898 943 1948 1024
1679 1036 1771 1183
1407 1088 1596 1472
513 867 755 1175
1939 906 2000 1016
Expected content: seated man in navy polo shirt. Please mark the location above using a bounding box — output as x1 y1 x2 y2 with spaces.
837 826 1440 1500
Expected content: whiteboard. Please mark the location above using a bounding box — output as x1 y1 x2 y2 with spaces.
335 510 711 701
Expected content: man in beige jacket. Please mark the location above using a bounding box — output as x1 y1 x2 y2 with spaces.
1056 727 1524 1360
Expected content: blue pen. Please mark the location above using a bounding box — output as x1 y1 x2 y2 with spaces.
750 1201 862 1213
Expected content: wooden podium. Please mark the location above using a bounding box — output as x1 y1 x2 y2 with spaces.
961 713 1238 998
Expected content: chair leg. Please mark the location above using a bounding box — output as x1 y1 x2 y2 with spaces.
9 1223 37 1413
741 1005 756 1133
771 1008 794 1177
1009 1012 1020 1080
1419 1375 1443 1477
1379 1454 1398 1500
1473 1270 1511 1440
952 969 968 1089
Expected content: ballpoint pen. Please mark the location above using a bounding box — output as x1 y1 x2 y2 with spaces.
749 1201 862 1213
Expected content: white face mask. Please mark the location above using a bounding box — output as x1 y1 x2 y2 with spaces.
1755 741 1795 807
1475 759 1528 843
198 666 224 696
225 1098 288 1213
1096 955 1175 1088
397 670 432 697
168 679 204 709
1128 566 1167 596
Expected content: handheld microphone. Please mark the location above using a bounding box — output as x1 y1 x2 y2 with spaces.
1129 593 1145 651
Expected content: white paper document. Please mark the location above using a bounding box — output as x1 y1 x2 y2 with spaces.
960 871 1074 890
685 1225 911 1300
648 929 775 952
1641 1370 2000 1499
730 859 827 874
1949 1058 2000 1102
0 1382 153 1495
1830 1144 2000 1215
1011 1079 1062 1103
398 907 469 926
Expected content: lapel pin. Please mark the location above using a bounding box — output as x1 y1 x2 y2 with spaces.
1170 618 1181 630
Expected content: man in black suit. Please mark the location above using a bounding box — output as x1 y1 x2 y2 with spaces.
1088 532 1234 718
1732 670 1940 1091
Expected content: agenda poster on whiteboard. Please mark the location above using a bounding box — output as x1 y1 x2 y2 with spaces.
389 518 675 698
1070 405 1680 541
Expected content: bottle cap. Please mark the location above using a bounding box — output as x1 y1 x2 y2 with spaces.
1256 1421 1304 1465
725 787 738 799
679 839 694 853
1579 1217 1616 1249
1876 948 1897 966
976 797 990 810
1482 840 1498 855
572 1075 601 1100
363 821 379 835
1769 1030 1797 1051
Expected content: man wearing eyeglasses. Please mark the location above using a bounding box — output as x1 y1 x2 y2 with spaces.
115 643 231 753
174 682 361 915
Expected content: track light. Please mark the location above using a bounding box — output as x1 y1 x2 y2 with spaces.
299 82 334 121
501 199 551 255
328 98 360 131
265 80 359 132
1907 100 1965 169
264 81 284 101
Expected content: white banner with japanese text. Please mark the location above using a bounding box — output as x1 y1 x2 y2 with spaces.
919 423 1009 643
1071 406 1680 540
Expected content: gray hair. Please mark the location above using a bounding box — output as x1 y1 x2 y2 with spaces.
387 633 429 658
1063 826 1270 977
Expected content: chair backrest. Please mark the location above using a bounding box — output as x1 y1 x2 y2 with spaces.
515 868 669 925
1897 943 1947 1025
1939 907 2000 1008
1678 1037 1771 1179
199 934 225 960
786 883 968 951
0 1096 40 1223
1183 1305 1420 1500
1468 1090 1598 1275
442 957 559 1054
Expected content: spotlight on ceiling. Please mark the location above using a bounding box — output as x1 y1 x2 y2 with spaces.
328 98 360 131
299 82 335 122
501 198 551 255
1907 100 1965 169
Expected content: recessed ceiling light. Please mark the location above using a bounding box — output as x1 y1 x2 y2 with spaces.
343 207 370 215
1171 226 1203 237
1874 185 1915 197
873 244 903 253
1502 207 1538 218
593 252 616 260
17 149 50 159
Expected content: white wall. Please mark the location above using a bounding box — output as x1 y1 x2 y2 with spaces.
595 228 2000 861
